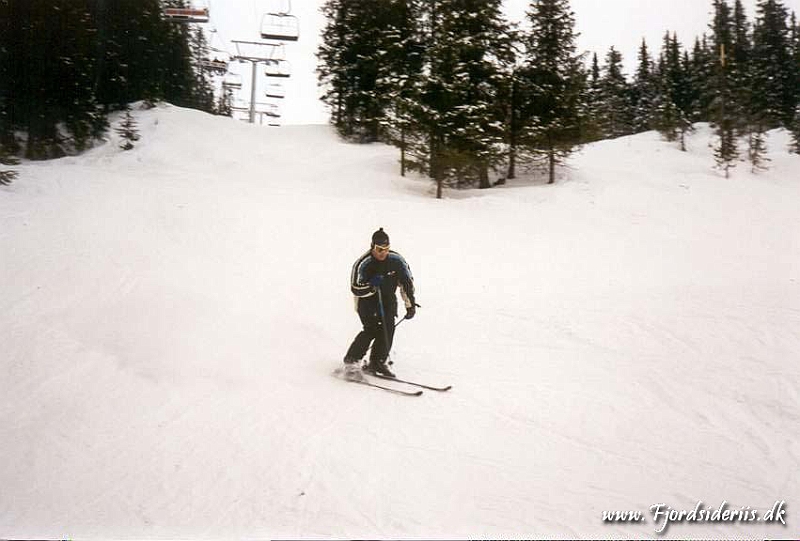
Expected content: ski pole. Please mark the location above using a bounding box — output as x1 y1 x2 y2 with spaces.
376 287 392 359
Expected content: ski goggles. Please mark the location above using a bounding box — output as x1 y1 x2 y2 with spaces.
373 244 390 254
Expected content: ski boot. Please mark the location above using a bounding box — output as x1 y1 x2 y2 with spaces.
342 356 365 381
365 358 395 378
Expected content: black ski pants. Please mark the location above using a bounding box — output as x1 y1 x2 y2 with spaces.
345 296 396 362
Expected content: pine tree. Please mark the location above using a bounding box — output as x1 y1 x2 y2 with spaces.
714 119 739 177
632 39 657 132
748 129 770 171
406 0 514 194
790 105 800 153
751 0 794 127
651 52 678 141
0 0 14 156
0 0 207 161
517 0 586 184
580 52 604 142
687 34 715 121
597 46 633 138
376 0 425 174
0 145 18 186
116 108 140 151
652 33 693 148
709 1 741 171
318 0 422 142
790 12 800 152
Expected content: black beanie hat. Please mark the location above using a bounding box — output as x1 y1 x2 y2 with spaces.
371 227 390 246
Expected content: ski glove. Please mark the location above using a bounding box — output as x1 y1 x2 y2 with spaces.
405 304 416 320
368 275 384 287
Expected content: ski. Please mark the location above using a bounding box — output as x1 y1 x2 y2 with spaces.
368 373 452 392
352 378 423 396
334 368 423 396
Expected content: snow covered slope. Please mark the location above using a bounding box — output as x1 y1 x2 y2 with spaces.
1 104 799 539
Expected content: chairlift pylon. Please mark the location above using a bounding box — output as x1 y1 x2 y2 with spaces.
260 13 299 41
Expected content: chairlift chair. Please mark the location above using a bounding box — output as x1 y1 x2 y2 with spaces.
267 0 293 15
164 7 209 23
260 13 299 41
201 58 228 74
222 73 243 90
265 82 285 99
265 60 291 78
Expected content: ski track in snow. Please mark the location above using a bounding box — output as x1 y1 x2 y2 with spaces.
1 104 799 538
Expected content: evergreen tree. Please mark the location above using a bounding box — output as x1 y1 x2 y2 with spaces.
747 129 770 171
0 0 210 162
318 0 421 142
116 107 140 151
652 33 693 148
687 34 715 121
731 0 752 103
790 12 800 152
597 46 633 138
709 1 741 169
751 0 794 127
375 0 425 174
714 117 739 177
406 0 514 194
516 0 585 184
632 39 657 132
0 0 14 155
581 52 604 142
0 145 18 186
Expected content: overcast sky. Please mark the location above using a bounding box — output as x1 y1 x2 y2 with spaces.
205 0 800 125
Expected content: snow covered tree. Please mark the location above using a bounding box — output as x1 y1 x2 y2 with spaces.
0 0 208 160
116 108 140 151
751 0 794 127
790 105 800 153
631 39 657 132
652 33 693 148
748 129 770 171
406 0 515 194
714 117 739 177
687 35 715 122
0 146 18 186
791 13 800 152
514 0 586 184
579 52 604 143
318 0 422 142
375 0 425 173
597 46 633 138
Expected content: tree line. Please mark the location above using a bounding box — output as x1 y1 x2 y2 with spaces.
0 0 217 163
317 0 800 195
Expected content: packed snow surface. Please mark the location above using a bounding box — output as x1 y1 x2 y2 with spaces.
1 104 799 539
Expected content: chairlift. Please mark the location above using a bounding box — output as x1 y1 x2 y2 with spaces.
265 82 285 99
201 58 228 74
267 0 293 16
260 13 299 41
164 7 209 23
222 73 243 90
265 60 291 78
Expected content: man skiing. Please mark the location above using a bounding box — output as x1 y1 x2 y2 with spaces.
344 228 416 377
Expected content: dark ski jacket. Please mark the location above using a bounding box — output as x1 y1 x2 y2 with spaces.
350 249 415 316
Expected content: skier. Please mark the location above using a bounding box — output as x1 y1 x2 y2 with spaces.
344 228 416 377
